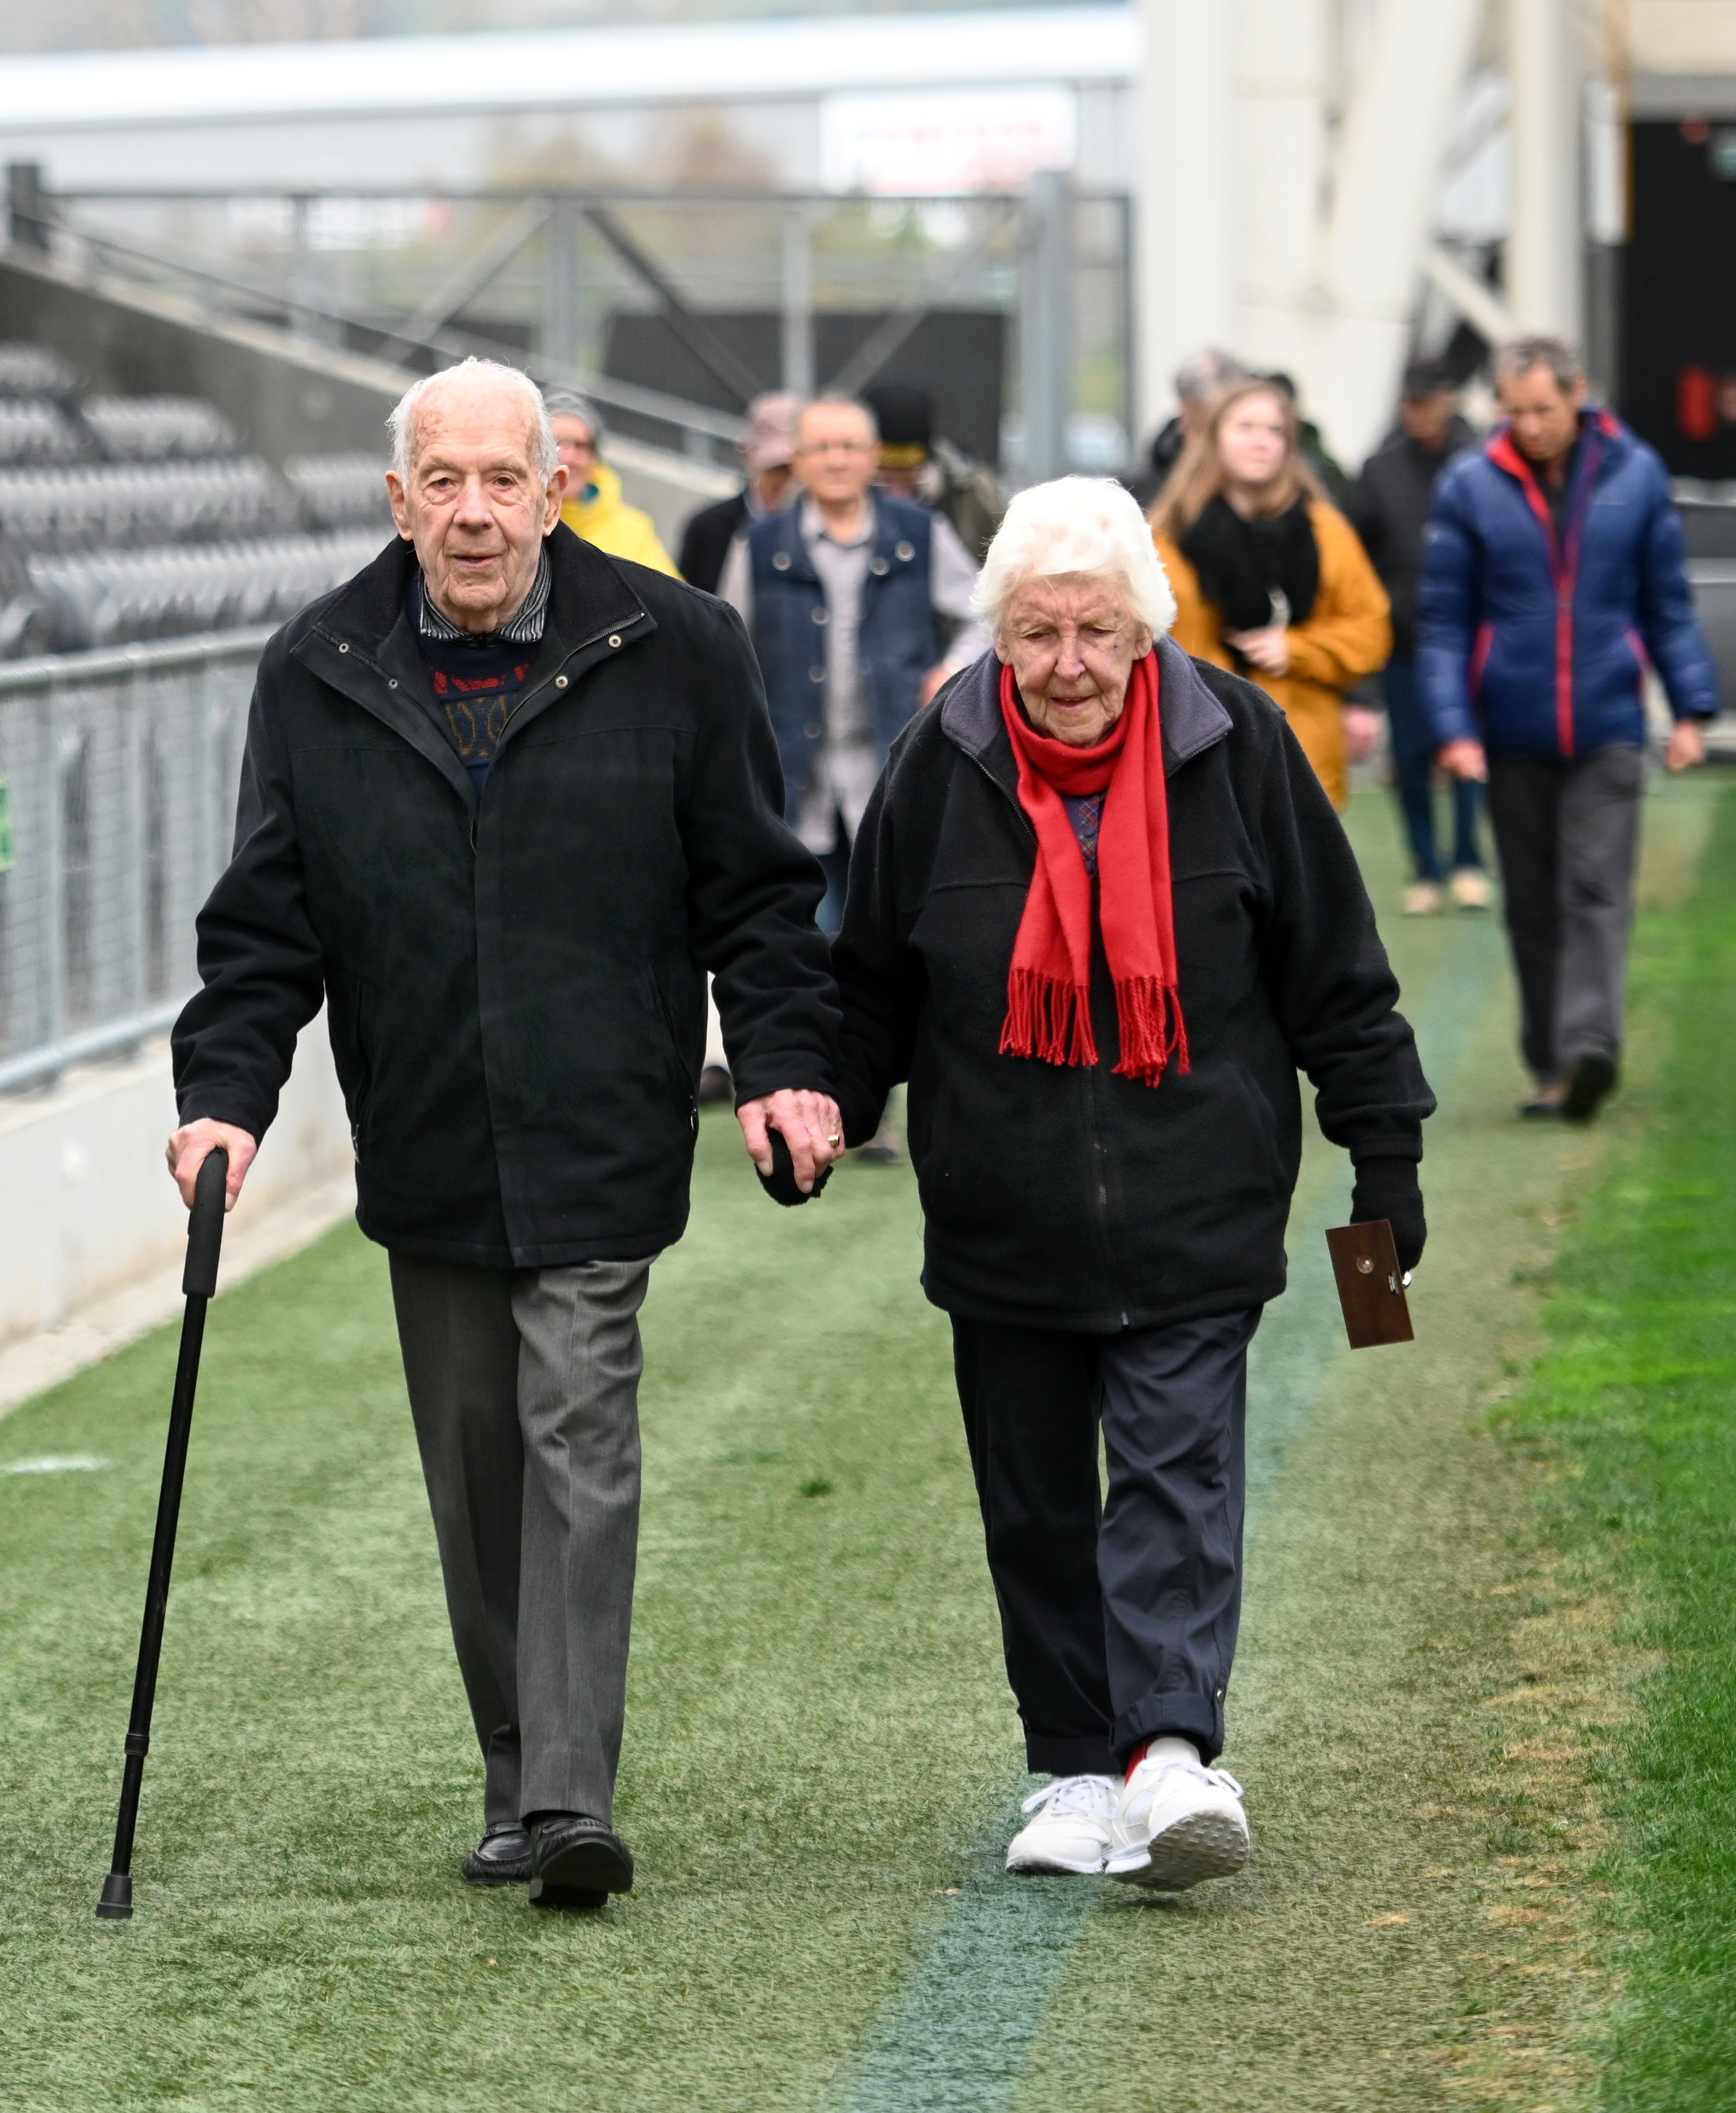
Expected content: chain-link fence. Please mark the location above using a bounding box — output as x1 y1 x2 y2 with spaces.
0 626 267 1095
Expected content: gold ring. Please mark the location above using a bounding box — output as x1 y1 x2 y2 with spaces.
827 1133 842 1146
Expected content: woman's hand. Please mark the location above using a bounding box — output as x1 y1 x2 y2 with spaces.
1225 625 1290 675
1343 705 1382 762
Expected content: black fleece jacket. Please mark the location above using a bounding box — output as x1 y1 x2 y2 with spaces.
173 524 837 1268
832 636 1435 1333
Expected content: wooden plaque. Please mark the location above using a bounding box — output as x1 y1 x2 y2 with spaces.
1325 1219 1415 1349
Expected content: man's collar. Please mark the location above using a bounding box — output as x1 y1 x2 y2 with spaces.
800 495 876 550
417 545 551 645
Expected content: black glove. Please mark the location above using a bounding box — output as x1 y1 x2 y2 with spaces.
756 1125 834 1209
1350 1156 1426 1273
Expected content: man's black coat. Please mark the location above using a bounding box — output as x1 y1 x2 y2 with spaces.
831 635 1435 1333
1349 415 1474 659
173 524 837 1268
677 489 749 596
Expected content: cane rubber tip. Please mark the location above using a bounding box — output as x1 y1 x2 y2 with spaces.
96 1872 133 1919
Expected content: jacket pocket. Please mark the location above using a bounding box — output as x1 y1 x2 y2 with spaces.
642 967 698 1121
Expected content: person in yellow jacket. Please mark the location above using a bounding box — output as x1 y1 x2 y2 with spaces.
1149 376 1390 808
544 389 680 576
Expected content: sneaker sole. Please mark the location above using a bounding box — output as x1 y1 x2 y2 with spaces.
1006 1852 1107 1876
1109 1809 1250 1892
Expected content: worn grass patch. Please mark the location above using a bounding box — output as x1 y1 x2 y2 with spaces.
1492 779 1736 2111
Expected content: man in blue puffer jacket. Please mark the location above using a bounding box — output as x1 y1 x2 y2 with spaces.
1420 335 1718 1120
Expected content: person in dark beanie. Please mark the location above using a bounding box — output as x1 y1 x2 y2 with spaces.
166 359 844 1911
833 476 1432 1892
863 379 1005 561
1422 336 1718 1121
1351 358 1485 915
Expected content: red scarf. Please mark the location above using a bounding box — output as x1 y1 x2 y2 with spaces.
997 654 1188 1088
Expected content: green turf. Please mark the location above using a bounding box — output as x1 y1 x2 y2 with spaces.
0 777 1725 2110
1491 782 1736 2111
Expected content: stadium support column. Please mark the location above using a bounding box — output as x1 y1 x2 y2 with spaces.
1508 0 1582 340
1022 170 1073 482
1315 0 1484 469
780 202 815 400
1135 0 1235 446
1235 0 1328 385
544 197 579 375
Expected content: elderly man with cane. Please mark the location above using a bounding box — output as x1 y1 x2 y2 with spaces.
165 358 843 1909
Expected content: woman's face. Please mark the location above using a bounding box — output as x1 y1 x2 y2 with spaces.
997 573 1153 746
1216 393 1289 491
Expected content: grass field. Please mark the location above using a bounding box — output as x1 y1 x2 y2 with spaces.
0 776 1728 2110
1493 782 1736 2111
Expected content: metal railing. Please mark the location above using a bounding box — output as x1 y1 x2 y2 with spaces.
0 626 267 1095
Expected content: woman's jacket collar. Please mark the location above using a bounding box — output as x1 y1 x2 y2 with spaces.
937 631 1234 789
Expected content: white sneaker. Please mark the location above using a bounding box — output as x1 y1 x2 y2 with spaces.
1105 1737 1250 1891
1004 1773 1119 1875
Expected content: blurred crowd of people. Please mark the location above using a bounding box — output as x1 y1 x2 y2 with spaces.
546 329 1718 1129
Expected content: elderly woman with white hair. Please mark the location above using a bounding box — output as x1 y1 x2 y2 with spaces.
833 476 1434 1891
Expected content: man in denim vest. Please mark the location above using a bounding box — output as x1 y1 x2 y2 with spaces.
719 396 990 936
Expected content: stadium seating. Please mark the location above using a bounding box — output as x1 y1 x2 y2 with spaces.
0 341 393 657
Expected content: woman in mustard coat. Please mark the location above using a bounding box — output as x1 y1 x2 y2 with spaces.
1150 378 1390 808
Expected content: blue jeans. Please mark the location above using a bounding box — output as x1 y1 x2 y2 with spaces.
1385 656 1483 882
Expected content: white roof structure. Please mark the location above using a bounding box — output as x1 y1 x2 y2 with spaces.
0 8 1139 133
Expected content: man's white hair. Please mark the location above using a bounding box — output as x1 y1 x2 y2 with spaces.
387 357 560 482
974 476 1176 638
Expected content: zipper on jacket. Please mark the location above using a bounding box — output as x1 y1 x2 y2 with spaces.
957 730 1128 1316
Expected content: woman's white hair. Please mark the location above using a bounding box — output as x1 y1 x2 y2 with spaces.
974 475 1176 638
387 357 559 483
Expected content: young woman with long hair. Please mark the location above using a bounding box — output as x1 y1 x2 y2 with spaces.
1149 379 1391 808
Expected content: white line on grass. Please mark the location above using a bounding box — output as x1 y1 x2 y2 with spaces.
3 1454 108 1475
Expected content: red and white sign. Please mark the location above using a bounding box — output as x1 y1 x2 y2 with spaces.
820 87 1077 195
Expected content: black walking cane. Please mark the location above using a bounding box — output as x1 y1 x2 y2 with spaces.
96 1146 229 1921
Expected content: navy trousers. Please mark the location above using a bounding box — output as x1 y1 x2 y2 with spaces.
951 1307 1260 1773
1385 655 1483 882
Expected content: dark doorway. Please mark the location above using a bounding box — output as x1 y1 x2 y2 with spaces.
602 308 1007 467
1624 120 1736 476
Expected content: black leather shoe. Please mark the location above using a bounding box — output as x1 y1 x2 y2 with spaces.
527 1814 634 1909
462 1822 532 1886
1561 1052 1617 1123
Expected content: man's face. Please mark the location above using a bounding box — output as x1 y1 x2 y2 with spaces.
387 384 565 634
1499 366 1587 468
752 461 793 510
794 404 879 508
1400 389 1457 450
551 414 596 488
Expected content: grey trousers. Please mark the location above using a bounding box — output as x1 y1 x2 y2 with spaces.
1486 744 1644 1082
388 1251 654 1828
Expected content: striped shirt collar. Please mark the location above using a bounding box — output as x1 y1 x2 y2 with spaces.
417 546 550 645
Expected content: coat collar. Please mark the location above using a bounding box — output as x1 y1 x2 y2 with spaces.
290 522 656 809
938 631 1233 806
